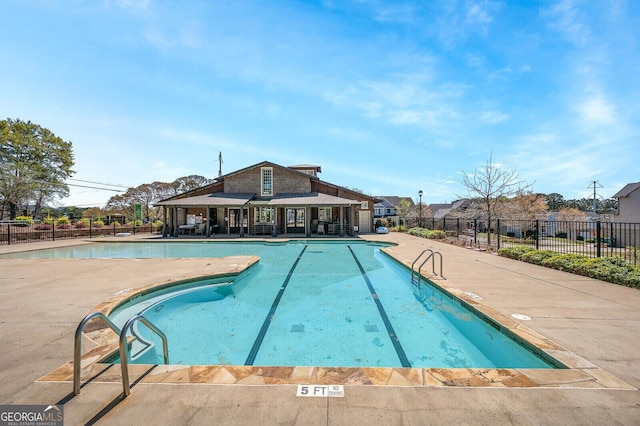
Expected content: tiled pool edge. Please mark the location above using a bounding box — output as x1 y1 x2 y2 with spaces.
37 247 636 390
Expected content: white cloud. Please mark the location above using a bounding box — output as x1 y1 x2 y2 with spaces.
435 0 502 47
465 53 486 69
576 97 615 126
479 111 509 124
465 2 494 29
542 0 591 47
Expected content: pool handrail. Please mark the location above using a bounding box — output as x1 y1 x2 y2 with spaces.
119 314 169 397
74 311 169 397
411 249 445 287
73 312 121 395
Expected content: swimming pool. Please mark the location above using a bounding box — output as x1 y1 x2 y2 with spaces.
12 240 558 369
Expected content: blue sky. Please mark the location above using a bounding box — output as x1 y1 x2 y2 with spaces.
2 0 639 207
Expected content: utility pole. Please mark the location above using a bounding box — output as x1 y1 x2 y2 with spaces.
587 180 603 213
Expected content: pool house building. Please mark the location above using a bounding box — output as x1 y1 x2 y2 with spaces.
156 161 377 238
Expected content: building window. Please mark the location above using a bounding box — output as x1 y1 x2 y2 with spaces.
318 207 332 222
361 201 369 210
287 208 305 227
261 167 273 196
255 207 273 223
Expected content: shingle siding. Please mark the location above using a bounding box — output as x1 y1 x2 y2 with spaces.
225 166 311 194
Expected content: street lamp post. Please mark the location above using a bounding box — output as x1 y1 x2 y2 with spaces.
418 190 423 228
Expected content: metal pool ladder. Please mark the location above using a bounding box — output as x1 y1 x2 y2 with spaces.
73 312 169 397
411 249 445 288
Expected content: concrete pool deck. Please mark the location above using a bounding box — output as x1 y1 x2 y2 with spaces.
1 233 639 424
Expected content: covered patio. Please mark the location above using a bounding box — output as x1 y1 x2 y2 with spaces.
156 192 361 238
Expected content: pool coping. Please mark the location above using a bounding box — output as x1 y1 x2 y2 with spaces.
33 240 636 391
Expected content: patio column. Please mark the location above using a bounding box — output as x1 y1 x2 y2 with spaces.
239 207 245 237
162 206 168 237
272 207 278 237
172 207 178 237
206 207 211 237
339 207 344 237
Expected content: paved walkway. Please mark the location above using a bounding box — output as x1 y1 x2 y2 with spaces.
0 234 639 425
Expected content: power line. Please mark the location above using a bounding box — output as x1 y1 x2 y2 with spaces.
31 179 125 192
65 182 125 192
67 178 130 189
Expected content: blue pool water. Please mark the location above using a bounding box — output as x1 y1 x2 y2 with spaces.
5 241 558 368
3 240 554 368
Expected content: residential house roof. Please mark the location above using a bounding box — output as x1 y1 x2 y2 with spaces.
430 199 469 219
379 196 415 207
612 182 640 198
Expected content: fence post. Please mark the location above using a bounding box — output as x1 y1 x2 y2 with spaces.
535 220 540 250
7 224 10 245
473 219 477 245
89 218 92 239
596 220 601 258
52 220 55 241
497 219 500 250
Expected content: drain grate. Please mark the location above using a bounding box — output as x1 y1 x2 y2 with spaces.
364 324 379 333
291 324 305 332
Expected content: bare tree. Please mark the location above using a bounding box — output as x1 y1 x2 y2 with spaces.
506 190 548 220
460 154 532 243
557 207 586 240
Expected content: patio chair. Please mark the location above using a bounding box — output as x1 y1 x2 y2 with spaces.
317 221 325 235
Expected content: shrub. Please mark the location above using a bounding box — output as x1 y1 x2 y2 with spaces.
57 217 71 225
542 253 585 272
72 218 91 229
520 250 556 265
14 216 33 226
499 248 640 289
497 245 535 260
407 227 446 240
93 219 105 228
34 224 52 230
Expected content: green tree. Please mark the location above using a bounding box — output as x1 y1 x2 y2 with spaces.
545 193 565 211
397 198 413 229
0 118 74 219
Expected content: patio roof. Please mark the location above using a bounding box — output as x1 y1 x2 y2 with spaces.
155 192 359 208
266 192 359 207
155 193 255 207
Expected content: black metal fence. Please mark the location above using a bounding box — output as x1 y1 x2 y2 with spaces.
403 217 639 264
0 219 159 245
